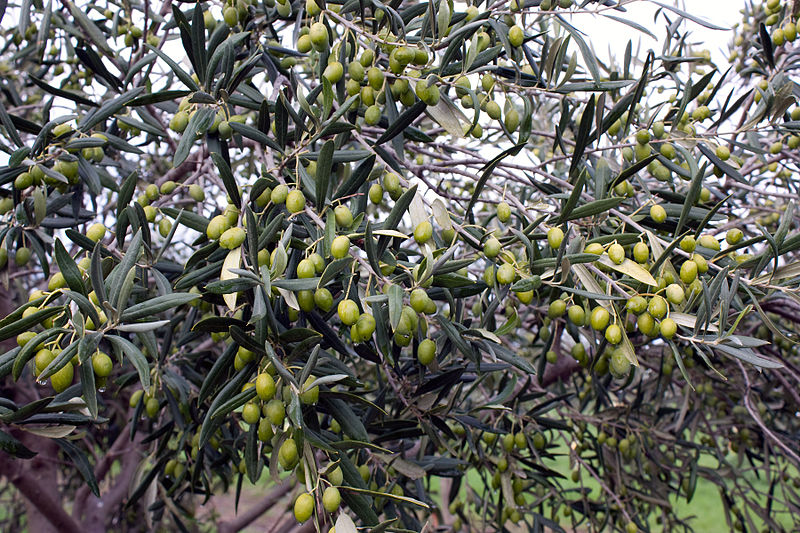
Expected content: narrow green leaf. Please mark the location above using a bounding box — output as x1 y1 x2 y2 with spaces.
316 140 335 205
0 307 62 344
211 152 240 208
106 335 151 393
674 145 703 236
374 101 427 146
651 1 728 30
12 328 68 380
0 429 36 458
120 293 201 322
174 106 215 167
145 44 200 91
568 95 594 178
54 239 86 296
466 143 525 224
564 197 625 221
555 171 585 224
65 0 113 55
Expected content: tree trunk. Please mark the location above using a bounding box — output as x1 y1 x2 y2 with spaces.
0 431 82 533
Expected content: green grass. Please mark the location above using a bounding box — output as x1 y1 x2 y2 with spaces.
427 442 794 532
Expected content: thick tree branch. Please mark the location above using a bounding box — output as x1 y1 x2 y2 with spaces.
0 435 83 533
74 429 146 531
73 420 136 519
217 477 295 533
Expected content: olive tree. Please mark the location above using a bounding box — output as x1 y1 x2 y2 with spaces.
0 0 799 531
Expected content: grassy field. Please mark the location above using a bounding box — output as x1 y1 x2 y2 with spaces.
424 438 794 532
0 444 793 532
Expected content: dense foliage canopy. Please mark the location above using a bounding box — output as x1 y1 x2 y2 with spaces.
1 0 800 532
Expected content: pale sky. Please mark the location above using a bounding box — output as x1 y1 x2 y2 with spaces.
0 0 748 169
585 0 745 67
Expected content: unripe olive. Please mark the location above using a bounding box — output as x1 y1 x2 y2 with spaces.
296 258 316 279
364 104 381 125
486 101 502 120
567 305 585 325
265 399 285 425
355 313 376 339
331 235 350 258
279 438 299 470
169 111 190 133
286 189 306 213
323 61 344 83
314 288 333 311
660 317 677 339
698 234 720 251
294 492 314 522
15 247 31 266
637 312 656 336
383 172 402 196
309 21 329 51
242 402 261 424
129 389 144 408
548 299 566 318
680 260 698 284
14 172 33 189
410 288 429 313
299 375 319 404
634 143 651 161
145 396 160 418
504 108 520 132
483 236 501 258
666 283 685 305
547 227 564 249
648 295 667 319
495 263 514 284
368 183 383 204
92 351 113 377
418 338 436 365
633 242 649 263
650 204 667 223
223 5 238 26
295 30 316 52
590 306 610 330
585 242 604 255
414 221 433 244
609 349 631 378
219 227 246 249
508 25 524 47
726 228 743 245
51 362 74 393
608 243 625 264
337 299 359 325
605 324 622 344
659 142 676 159
271 184 289 204
87 223 107 242
496 201 511 222
322 486 341 513
255 373 276 401
679 235 696 252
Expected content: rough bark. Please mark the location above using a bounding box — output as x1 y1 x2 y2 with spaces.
218 477 294 533
0 284 73 533
0 432 82 533
74 428 146 533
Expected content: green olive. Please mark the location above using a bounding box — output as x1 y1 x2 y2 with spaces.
590 306 610 330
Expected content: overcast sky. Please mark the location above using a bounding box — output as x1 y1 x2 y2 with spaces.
0 0 749 168
585 0 746 67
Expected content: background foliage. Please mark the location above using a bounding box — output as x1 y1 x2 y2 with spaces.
0 0 799 532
